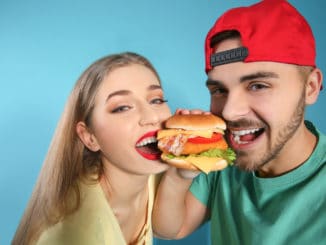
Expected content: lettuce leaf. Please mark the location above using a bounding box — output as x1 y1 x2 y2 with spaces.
164 148 236 165
197 148 236 164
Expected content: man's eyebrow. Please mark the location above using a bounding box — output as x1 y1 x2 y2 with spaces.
240 71 279 82
206 71 279 86
206 79 223 87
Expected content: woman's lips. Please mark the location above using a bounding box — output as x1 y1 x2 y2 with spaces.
136 130 162 160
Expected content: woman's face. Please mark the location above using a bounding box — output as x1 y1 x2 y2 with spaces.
88 64 171 175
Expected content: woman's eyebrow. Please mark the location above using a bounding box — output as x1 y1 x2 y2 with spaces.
148 84 163 91
106 90 130 102
105 84 162 103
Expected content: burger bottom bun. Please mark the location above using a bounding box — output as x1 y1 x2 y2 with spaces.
161 153 229 173
161 154 199 171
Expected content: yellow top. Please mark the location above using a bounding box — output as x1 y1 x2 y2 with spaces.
36 175 157 245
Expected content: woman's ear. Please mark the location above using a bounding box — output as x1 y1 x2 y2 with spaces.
76 121 100 152
305 68 323 105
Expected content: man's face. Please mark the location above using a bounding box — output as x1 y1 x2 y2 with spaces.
206 38 307 174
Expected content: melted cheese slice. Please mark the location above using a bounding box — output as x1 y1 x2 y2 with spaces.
185 156 223 174
157 129 223 140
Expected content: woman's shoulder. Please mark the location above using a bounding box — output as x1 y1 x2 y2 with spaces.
36 181 126 244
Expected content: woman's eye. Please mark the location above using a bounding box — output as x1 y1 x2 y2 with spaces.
111 105 131 113
151 98 168 104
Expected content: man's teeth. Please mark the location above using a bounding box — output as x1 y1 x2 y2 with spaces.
233 135 247 144
232 128 260 136
136 137 157 147
232 128 260 144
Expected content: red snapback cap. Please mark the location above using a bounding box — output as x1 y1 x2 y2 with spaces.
205 0 316 73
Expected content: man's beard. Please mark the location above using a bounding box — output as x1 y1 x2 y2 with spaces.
234 89 306 172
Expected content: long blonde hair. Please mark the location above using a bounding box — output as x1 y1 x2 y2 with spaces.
12 52 161 245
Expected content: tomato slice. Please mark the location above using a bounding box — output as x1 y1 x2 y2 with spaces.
187 133 223 144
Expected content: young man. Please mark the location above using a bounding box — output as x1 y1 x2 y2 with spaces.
153 0 325 244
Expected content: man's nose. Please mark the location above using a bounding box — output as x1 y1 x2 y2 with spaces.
222 90 250 122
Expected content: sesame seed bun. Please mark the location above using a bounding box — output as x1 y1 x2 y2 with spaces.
165 114 226 131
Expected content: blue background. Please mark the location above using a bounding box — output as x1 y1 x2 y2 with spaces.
1 0 325 244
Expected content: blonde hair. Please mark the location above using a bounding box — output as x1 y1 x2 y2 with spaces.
12 52 161 245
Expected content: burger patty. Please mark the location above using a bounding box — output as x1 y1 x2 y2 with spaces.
158 134 188 156
158 135 228 156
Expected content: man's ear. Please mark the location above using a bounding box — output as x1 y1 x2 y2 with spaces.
76 121 100 152
305 68 323 105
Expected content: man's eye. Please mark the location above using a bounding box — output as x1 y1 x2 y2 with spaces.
209 87 227 96
249 83 269 91
111 105 131 113
151 98 168 104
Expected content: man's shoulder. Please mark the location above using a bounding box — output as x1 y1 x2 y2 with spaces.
305 120 325 137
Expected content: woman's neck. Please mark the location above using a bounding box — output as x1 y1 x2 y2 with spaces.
101 162 150 202
100 163 150 243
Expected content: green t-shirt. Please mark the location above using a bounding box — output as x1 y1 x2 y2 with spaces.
190 122 326 245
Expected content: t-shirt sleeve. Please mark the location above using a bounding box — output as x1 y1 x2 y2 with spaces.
189 172 216 209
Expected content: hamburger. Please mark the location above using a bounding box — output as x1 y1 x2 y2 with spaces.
157 114 236 174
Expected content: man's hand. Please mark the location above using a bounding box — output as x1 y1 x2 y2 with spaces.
175 108 212 115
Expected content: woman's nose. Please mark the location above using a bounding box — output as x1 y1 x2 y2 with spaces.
138 106 160 126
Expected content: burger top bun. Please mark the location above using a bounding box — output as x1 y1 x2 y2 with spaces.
165 114 226 131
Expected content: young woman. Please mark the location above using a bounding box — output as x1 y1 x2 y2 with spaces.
12 52 172 245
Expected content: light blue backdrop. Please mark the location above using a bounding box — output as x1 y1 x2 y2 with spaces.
1 1 325 244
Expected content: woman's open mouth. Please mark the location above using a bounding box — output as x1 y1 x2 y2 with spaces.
136 132 162 160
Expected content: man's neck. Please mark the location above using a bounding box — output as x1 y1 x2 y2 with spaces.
257 123 317 178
